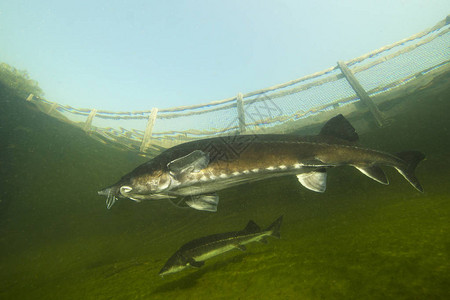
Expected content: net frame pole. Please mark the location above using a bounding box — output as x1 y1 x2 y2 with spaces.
140 108 158 152
338 61 385 127
47 103 58 114
83 108 97 132
236 92 246 133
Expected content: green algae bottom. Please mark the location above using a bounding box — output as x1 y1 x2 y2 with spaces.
1 86 449 299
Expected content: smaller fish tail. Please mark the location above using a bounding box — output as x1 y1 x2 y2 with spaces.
265 215 283 239
394 151 425 192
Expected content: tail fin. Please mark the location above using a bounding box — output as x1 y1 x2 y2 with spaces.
395 151 425 192
265 215 283 239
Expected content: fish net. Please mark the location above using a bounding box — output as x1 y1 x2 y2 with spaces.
30 16 450 155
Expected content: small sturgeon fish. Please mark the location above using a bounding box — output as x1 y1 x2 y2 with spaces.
98 114 425 212
159 215 283 276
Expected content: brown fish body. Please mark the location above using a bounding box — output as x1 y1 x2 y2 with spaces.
98 115 424 211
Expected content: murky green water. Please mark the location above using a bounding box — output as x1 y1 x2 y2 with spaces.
1 79 449 299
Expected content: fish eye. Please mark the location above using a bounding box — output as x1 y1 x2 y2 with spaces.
120 186 133 194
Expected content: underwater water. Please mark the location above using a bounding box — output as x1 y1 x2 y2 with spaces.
1 78 449 299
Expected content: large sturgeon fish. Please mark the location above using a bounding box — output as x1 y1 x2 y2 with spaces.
98 114 425 212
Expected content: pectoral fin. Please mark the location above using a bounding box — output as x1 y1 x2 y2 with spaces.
188 258 204 268
168 150 210 175
296 169 327 192
185 193 219 212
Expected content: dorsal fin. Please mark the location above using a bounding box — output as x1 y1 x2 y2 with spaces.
319 114 359 142
243 220 261 233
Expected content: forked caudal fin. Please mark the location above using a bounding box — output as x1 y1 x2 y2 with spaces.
265 215 283 239
394 151 426 192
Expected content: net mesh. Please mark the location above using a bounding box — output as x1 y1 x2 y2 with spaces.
31 17 450 154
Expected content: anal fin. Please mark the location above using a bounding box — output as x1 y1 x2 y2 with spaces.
185 193 219 212
355 165 389 185
296 169 327 192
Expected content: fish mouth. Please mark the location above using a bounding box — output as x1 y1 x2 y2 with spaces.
98 187 118 209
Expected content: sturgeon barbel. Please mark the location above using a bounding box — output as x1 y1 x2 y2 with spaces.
159 215 283 276
98 114 425 212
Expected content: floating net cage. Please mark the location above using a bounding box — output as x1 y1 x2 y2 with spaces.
30 16 450 156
